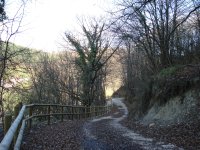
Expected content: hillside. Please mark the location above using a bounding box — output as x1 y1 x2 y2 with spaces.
118 65 200 149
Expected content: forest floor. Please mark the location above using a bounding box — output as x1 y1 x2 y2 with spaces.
21 98 184 150
122 102 200 150
122 118 200 150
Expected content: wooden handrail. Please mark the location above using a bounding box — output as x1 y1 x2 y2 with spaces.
0 106 26 150
0 103 112 150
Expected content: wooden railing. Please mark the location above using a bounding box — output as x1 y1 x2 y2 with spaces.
0 103 112 150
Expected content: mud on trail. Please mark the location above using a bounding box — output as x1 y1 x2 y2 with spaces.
22 98 182 150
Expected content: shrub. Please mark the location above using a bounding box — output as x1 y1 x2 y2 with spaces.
157 66 180 78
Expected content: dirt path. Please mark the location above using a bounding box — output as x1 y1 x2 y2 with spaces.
81 98 182 150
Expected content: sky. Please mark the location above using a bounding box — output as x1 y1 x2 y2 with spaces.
5 0 114 52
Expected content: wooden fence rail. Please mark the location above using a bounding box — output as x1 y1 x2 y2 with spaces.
0 103 112 150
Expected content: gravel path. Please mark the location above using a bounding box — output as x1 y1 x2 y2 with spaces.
82 98 182 150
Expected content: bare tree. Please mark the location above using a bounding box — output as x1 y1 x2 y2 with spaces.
108 0 200 107
112 0 200 69
0 0 31 131
28 51 82 105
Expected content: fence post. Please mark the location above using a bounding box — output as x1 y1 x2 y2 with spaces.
84 107 86 118
96 107 98 116
14 102 22 143
48 105 50 125
90 106 92 118
14 103 22 118
71 106 74 120
94 106 96 117
95 107 97 117
61 106 64 122
91 107 93 117
97 107 99 116
82 107 84 119
4 114 12 135
92 106 93 117
28 106 33 129
78 107 80 119
106 105 108 114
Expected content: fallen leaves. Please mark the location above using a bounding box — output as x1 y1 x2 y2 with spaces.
121 118 200 150
21 120 86 150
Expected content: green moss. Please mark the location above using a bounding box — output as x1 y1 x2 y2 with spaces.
157 66 180 78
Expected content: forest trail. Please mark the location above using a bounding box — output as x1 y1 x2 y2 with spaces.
22 98 183 150
82 98 182 150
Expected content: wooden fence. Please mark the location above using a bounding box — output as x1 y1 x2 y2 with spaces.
0 103 112 150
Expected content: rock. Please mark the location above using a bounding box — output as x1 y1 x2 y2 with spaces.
149 123 155 128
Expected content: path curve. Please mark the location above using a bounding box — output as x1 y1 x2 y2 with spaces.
82 98 182 150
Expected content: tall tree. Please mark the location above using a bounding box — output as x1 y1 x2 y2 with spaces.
65 22 119 106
